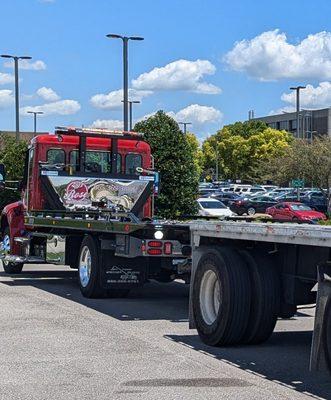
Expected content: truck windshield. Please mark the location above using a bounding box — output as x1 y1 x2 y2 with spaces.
70 150 111 173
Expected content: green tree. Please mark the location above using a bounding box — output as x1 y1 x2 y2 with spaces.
262 137 331 213
202 120 292 182
185 132 204 178
0 134 28 209
0 134 28 180
134 111 199 218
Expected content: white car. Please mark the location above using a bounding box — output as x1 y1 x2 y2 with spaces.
197 198 235 217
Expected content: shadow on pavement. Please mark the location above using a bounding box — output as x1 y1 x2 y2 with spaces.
165 331 331 400
0 268 189 323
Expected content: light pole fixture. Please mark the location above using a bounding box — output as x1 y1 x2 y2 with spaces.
290 85 306 139
27 110 43 134
178 122 192 134
106 34 144 131
1 54 32 141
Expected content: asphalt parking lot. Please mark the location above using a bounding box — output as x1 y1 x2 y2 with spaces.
0 264 331 400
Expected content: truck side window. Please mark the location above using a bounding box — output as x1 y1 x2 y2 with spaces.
47 149 65 165
125 154 142 175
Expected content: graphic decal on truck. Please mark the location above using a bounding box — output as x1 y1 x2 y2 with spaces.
46 176 150 211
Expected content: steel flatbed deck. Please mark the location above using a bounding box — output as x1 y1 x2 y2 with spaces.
190 220 331 247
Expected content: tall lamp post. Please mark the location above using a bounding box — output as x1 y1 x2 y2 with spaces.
106 34 144 131
290 85 306 139
27 110 43 134
1 54 32 141
178 122 192 134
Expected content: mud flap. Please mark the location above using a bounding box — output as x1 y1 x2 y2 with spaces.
100 251 147 290
310 263 331 372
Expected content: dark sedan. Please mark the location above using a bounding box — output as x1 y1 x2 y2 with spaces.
230 195 278 215
209 191 243 206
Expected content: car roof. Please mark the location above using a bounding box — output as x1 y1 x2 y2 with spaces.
197 197 221 202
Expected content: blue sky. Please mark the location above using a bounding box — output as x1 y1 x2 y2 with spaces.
1 0 331 139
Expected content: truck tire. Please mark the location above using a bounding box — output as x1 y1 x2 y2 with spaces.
240 250 280 344
78 236 130 299
192 246 251 346
1 227 23 274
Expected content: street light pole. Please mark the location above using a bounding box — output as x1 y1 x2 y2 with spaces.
290 85 306 139
1 54 32 141
178 122 192 134
106 34 144 132
129 100 140 131
27 111 43 133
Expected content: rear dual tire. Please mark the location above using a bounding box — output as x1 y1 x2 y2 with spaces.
193 246 280 346
78 235 130 299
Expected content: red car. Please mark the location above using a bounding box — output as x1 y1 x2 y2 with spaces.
266 202 327 223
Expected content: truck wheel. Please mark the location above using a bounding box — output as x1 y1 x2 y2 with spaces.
192 246 251 346
78 235 105 298
240 250 280 344
78 236 130 299
1 227 23 274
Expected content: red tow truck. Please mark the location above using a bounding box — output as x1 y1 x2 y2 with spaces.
0 127 191 297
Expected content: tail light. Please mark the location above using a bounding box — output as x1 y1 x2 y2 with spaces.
164 242 172 255
147 240 162 248
235 200 243 205
147 248 162 255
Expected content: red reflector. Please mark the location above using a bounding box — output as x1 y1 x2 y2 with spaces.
147 248 162 255
164 242 172 255
148 241 162 248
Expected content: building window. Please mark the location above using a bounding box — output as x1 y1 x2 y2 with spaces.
279 121 288 130
290 119 297 130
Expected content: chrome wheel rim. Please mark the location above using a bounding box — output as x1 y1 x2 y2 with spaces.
2 234 10 266
247 207 256 215
79 246 92 288
199 269 221 325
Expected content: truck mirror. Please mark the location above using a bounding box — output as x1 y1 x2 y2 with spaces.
0 163 6 182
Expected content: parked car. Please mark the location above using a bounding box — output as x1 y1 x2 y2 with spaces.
266 202 327 223
301 191 328 213
208 191 243 206
197 198 234 217
229 194 278 215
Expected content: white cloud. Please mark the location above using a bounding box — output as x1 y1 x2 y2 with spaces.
4 59 46 71
90 119 123 130
90 88 151 110
281 82 331 109
171 104 222 125
0 89 14 108
20 99 80 116
224 30 331 81
36 86 60 101
0 72 14 85
138 104 222 129
132 59 221 94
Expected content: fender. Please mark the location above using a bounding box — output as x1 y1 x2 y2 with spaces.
1 201 25 254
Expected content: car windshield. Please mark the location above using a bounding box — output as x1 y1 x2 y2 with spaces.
199 200 226 209
290 204 312 211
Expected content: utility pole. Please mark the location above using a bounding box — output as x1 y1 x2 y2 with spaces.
178 122 192 134
106 34 144 131
290 86 306 139
1 54 32 141
27 111 43 133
